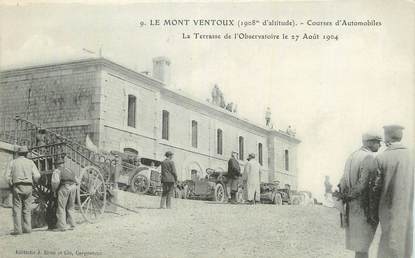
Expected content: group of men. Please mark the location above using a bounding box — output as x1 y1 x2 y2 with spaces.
158 149 263 208
228 151 262 204
337 125 413 258
6 146 77 235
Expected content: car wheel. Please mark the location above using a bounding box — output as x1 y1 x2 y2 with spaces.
129 174 150 194
214 184 225 202
273 193 283 205
292 196 301 205
236 188 244 203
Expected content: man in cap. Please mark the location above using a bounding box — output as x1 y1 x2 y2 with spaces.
375 125 413 258
243 153 261 204
51 156 77 231
338 132 382 258
160 151 177 209
6 145 41 235
227 151 241 203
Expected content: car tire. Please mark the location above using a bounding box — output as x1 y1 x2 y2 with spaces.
214 184 225 202
274 193 283 205
129 174 150 194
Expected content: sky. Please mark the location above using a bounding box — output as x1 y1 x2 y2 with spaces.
0 1 414 200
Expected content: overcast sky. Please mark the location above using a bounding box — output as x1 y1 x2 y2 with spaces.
1 1 414 199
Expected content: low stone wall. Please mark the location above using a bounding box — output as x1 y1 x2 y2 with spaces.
0 141 14 207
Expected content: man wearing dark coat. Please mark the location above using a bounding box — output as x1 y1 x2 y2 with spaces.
160 151 177 209
375 125 413 258
339 132 382 258
227 151 241 203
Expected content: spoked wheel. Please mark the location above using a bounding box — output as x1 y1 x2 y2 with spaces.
214 183 225 202
77 166 106 223
274 193 283 205
129 174 150 194
32 180 55 229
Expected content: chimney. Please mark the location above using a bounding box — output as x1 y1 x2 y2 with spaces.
152 56 171 86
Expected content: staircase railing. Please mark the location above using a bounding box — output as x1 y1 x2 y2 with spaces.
1 116 145 185
4 117 118 183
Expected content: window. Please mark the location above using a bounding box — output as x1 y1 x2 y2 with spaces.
258 143 263 165
191 120 198 148
217 129 223 155
127 95 136 128
285 149 289 171
162 110 169 140
238 136 244 160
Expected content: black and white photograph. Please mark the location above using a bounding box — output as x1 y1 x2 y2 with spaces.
0 1 413 258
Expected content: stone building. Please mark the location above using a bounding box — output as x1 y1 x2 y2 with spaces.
0 57 300 188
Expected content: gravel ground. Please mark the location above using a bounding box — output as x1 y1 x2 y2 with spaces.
0 193 380 258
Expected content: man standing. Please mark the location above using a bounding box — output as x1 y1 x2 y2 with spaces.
338 133 382 258
376 125 413 258
51 157 77 231
227 151 241 203
6 146 40 235
160 151 177 209
243 153 261 204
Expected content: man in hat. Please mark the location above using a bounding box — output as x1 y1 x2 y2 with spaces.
160 151 177 209
6 145 41 235
243 153 261 204
338 132 382 258
51 157 77 231
227 151 241 203
375 125 413 258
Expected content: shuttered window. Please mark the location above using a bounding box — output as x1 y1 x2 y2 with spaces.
191 120 198 148
239 136 244 160
127 95 136 128
162 110 169 140
285 149 289 171
217 129 223 155
258 143 263 165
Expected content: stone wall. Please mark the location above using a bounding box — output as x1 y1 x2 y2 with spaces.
0 63 101 144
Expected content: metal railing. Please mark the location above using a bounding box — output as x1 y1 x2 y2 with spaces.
0 116 148 185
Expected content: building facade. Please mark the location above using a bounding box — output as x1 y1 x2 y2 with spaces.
0 57 300 188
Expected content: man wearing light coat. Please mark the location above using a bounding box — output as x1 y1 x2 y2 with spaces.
375 125 413 258
243 153 261 204
339 132 382 258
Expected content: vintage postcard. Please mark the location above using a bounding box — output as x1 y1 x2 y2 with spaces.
0 1 413 258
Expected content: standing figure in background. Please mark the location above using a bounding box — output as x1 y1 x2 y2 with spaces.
6 146 40 235
338 132 382 258
227 151 241 204
51 157 77 231
243 153 261 204
265 107 272 127
160 151 177 209
324 175 333 198
211 84 220 106
376 125 413 258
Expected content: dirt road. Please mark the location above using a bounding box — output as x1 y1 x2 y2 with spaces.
0 194 380 258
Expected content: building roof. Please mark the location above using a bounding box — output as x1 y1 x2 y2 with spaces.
0 57 300 144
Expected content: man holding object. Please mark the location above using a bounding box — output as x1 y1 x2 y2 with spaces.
338 132 381 258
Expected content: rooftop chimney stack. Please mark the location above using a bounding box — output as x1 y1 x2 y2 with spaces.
152 56 171 86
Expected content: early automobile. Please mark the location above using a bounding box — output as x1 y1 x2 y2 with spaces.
260 182 303 205
260 183 283 205
112 151 162 195
183 168 243 203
